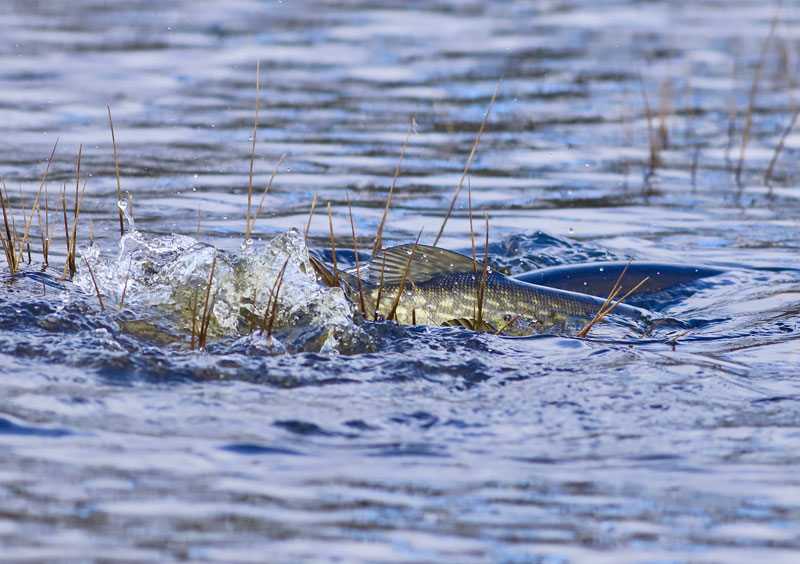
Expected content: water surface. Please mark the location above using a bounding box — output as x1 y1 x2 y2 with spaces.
2 1 800 562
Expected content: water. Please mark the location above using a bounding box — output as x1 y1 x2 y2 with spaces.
2 0 800 562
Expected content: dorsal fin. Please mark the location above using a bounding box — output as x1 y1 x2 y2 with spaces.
367 244 483 285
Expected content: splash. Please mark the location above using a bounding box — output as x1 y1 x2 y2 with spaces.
74 213 361 353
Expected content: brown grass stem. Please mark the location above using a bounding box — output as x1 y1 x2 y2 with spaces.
260 257 290 335
199 289 220 350
577 274 650 338
467 178 479 319
248 153 286 241
198 255 217 350
107 106 124 235
196 204 202 240
190 288 199 350
577 258 633 338
35 190 46 263
764 106 800 190
16 139 57 267
64 171 89 279
639 76 661 173
304 191 318 243
373 253 387 321
17 185 31 263
736 0 781 186
82 255 105 311
372 118 415 255
74 143 82 225
434 75 503 246
476 212 490 332
346 192 366 315
265 258 290 340
245 61 261 244
60 189 71 278
119 262 131 310
0 226 12 278
0 180 15 276
327 202 338 287
386 228 423 323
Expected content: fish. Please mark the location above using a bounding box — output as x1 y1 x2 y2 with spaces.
311 244 664 335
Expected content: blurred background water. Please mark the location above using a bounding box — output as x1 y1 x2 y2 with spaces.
1 1 800 562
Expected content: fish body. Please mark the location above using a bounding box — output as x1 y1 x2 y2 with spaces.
313 244 655 334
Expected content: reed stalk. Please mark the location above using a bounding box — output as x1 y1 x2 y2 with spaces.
107 106 124 235
736 1 781 186
327 202 338 286
577 258 632 338
198 255 217 350
372 118 415 255
17 186 31 263
190 288 200 350
476 213 490 330
82 255 105 311
265 258 290 340
304 191 318 243
639 76 661 173
764 106 800 190
248 153 286 241
346 192 366 315
373 253 387 320
245 61 261 244
386 229 423 322
119 263 131 310
434 76 502 246
260 257 290 335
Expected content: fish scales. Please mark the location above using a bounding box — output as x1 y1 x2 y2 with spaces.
310 244 656 335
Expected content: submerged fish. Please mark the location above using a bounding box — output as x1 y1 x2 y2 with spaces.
311 244 663 335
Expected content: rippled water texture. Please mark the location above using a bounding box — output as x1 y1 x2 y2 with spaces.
2 1 800 562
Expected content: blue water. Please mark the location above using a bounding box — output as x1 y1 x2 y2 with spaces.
2 1 800 562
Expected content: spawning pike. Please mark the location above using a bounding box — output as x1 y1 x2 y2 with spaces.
311 244 662 335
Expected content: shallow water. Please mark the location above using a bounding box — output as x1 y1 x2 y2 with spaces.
2 1 800 562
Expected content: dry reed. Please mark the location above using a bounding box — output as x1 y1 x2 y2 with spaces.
434 76 503 246
107 106 124 235
372 118 415 255
346 192 366 315
736 1 781 186
386 229 423 322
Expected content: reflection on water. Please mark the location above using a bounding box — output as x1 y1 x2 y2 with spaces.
1 0 800 562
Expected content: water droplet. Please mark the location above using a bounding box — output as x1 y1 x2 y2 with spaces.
568 228 574 233
585 162 591 167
